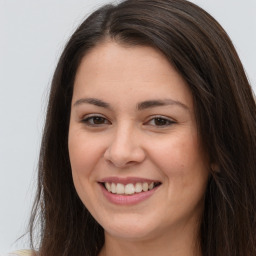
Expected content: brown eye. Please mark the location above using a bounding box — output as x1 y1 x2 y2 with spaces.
82 115 110 126
146 116 175 127
91 116 106 124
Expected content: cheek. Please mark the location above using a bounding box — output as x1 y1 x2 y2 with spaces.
150 133 202 171
148 131 209 194
153 136 209 216
68 128 110 206
68 131 97 205
68 130 99 208
68 128 104 176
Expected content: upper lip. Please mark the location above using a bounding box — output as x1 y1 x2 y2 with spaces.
98 176 161 185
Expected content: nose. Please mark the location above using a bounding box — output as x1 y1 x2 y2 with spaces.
104 125 146 168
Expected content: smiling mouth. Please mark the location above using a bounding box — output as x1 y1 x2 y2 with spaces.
100 182 161 195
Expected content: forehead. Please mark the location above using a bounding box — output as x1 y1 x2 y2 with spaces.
76 41 175 79
73 41 193 110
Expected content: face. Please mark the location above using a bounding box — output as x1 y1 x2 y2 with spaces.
68 41 209 242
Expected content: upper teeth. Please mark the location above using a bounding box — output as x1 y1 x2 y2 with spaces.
104 182 156 195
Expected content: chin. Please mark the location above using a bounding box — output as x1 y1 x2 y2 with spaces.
102 217 158 241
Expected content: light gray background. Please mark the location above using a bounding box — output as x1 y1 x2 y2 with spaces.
0 0 255 253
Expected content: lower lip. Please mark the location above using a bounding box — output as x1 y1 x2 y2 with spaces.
99 184 159 205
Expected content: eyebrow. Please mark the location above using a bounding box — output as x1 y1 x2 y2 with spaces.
73 98 110 109
137 99 189 111
73 97 188 111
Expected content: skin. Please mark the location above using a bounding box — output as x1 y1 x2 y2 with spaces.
68 40 210 256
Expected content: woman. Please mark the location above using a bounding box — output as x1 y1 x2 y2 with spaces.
12 0 256 255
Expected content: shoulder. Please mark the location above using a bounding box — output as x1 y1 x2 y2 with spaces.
3 250 35 256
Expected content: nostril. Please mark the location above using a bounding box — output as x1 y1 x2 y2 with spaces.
103 138 146 168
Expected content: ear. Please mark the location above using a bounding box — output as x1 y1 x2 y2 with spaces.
210 163 220 173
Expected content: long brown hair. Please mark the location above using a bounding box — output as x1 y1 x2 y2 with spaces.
29 0 256 255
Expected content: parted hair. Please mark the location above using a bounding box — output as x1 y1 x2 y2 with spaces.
29 0 256 255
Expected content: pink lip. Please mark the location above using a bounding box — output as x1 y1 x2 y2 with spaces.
99 182 161 205
99 176 160 185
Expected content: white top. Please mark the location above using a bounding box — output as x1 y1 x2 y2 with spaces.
1 250 33 256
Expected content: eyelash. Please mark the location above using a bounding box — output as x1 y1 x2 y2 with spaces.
145 116 176 127
81 115 175 127
81 115 111 126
